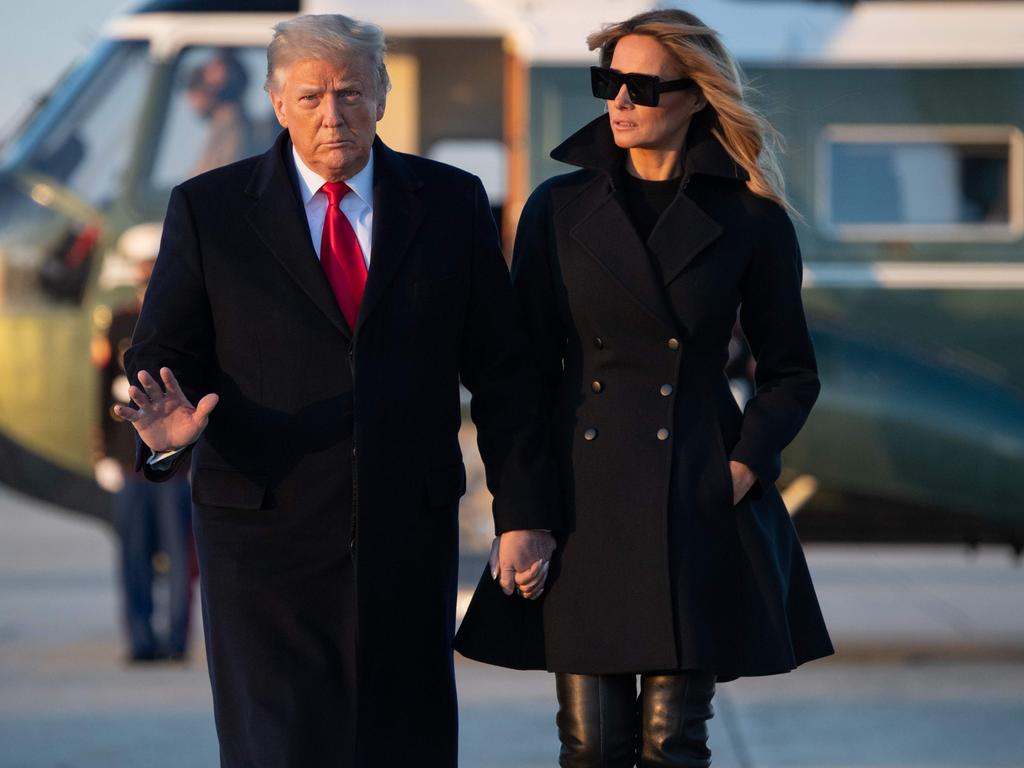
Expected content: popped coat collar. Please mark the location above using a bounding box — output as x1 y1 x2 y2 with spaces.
244 129 424 341
549 109 750 329
550 107 750 186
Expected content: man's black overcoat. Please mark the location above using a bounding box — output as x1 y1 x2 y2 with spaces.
455 110 834 682
125 130 559 767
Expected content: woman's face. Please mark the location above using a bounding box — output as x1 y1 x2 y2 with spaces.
606 34 706 152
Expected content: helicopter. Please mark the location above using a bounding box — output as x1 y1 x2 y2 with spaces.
0 0 1021 551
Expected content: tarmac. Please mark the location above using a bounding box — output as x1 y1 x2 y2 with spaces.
2 483 1023 768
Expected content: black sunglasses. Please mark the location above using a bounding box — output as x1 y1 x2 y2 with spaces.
590 66 695 107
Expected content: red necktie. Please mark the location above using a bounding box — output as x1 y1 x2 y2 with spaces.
319 181 368 331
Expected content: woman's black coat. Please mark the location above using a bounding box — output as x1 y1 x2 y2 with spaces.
454 110 835 682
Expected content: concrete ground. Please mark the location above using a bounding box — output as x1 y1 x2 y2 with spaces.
2 484 1023 768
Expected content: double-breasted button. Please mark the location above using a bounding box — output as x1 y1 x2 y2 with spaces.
667 338 680 351
594 337 605 350
591 380 603 394
660 384 673 397
657 428 670 441
583 427 598 441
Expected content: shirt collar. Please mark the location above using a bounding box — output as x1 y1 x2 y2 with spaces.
291 144 375 209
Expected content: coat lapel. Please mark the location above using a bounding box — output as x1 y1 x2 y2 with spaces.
552 109 750 292
568 176 677 329
357 137 424 334
646 191 723 286
244 130 351 340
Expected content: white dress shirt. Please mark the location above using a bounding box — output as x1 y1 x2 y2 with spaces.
147 147 375 468
291 145 374 266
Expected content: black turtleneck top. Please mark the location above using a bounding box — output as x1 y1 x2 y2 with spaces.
619 169 683 243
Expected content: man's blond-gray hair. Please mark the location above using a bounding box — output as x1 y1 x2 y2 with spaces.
265 14 391 96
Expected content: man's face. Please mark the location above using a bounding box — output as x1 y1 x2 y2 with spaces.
269 56 385 181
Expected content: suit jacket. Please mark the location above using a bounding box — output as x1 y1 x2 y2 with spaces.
455 109 834 681
126 129 559 767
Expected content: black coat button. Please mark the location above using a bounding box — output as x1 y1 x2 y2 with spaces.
594 337 605 349
660 384 673 396
667 338 680 351
591 380 603 394
657 428 670 441
584 428 598 441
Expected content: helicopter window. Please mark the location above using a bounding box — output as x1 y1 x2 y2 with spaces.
819 125 1022 242
0 41 151 309
149 46 278 192
427 139 506 234
23 41 151 210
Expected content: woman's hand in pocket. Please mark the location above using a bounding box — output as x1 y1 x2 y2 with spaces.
728 460 757 505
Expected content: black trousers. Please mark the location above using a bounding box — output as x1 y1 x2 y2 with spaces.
555 670 716 768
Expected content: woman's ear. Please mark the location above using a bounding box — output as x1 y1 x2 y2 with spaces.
692 89 709 115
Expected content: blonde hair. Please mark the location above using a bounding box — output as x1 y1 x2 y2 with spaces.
588 9 797 217
266 14 391 97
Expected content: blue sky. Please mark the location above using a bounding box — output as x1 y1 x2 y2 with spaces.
1 1 132 140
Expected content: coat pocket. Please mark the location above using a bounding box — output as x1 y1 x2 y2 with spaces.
425 462 467 507
191 465 268 510
714 426 736 510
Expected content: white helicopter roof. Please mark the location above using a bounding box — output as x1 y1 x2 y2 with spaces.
816 1 1024 66
309 0 1024 65
108 0 1024 65
304 0 507 36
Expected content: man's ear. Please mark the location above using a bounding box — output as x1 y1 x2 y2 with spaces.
375 94 386 122
268 88 288 129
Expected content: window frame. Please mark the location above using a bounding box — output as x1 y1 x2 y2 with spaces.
815 123 1024 243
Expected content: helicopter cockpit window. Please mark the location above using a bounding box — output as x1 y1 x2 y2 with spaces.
150 46 278 192
24 41 150 210
819 125 1022 242
0 41 151 308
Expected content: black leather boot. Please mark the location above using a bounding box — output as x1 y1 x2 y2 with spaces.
555 672 638 768
638 671 716 767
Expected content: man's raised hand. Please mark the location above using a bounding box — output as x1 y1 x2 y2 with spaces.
112 367 219 453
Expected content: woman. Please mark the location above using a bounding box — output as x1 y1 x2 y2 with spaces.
455 9 834 767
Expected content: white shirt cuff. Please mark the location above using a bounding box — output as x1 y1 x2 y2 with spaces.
146 447 185 469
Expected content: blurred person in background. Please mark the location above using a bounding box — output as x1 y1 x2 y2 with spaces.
185 48 254 176
115 13 558 768
456 9 833 767
93 248 194 663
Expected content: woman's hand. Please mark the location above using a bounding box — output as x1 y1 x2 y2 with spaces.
489 530 555 600
728 460 757 505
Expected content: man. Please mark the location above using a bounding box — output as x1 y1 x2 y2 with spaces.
185 49 254 176
95 251 193 663
116 14 556 767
